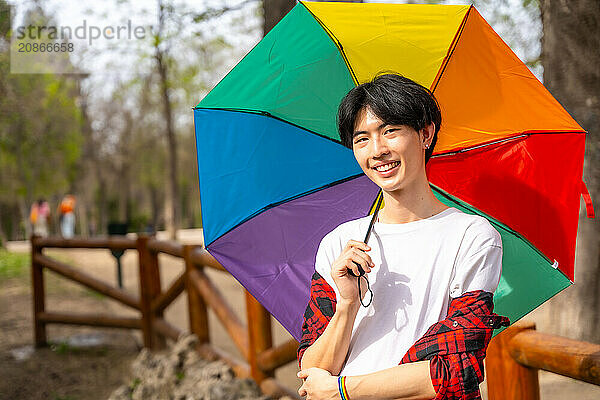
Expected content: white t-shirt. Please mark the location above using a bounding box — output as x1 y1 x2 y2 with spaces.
314 207 502 376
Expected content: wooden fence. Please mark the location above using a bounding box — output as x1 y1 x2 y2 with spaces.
30 235 600 399
30 234 299 399
486 321 600 399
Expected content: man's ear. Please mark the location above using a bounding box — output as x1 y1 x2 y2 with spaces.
420 122 435 148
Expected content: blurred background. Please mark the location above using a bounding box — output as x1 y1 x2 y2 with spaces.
0 0 553 242
0 1 598 399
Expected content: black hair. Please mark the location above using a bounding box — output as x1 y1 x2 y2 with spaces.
337 72 442 163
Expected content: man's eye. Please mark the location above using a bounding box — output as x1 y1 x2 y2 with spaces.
354 137 367 144
384 129 397 134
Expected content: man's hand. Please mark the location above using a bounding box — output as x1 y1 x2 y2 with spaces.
331 240 374 304
297 367 339 400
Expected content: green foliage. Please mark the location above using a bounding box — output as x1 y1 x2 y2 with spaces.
0 4 83 239
0 0 10 38
0 250 29 278
129 377 141 391
522 0 539 8
50 340 76 355
0 67 83 200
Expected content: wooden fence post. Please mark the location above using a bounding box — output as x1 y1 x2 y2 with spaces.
137 235 165 349
31 235 47 347
486 322 540 400
246 290 274 383
184 245 209 344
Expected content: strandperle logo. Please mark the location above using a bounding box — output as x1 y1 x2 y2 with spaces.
14 19 148 46
10 18 150 74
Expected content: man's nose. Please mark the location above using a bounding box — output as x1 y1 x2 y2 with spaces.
371 136 390 157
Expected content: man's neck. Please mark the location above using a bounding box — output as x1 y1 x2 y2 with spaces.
378 178 448 224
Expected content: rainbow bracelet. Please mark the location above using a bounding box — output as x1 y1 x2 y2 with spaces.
338 375 350 400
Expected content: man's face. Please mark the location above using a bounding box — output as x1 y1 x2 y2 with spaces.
352 106 427 194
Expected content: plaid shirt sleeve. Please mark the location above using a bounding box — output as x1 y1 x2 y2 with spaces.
297 271 337 368
399 290 510 400
296 277 509 400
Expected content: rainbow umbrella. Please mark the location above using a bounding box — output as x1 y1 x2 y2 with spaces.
193 1 592 340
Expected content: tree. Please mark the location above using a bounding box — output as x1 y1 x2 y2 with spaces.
153 0 180 239
263 0 296 35
0 4 83 239
535 0 600 342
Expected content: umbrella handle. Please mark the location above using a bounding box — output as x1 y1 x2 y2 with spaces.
348 261 365 277
346 191 383 307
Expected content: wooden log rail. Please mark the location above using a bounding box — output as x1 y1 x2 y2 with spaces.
30 234 300 399
486 322 600 399
31 235 140 346
184 244 300 398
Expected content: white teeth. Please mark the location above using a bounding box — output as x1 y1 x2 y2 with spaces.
374 161 399 172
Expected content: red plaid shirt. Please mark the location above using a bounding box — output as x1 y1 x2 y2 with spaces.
297 272 510 400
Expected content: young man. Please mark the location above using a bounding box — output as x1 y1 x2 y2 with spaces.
297 74 509 400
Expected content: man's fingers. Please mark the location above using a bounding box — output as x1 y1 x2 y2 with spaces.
348 253 372 275
350 249 374 269
297 371 309 397
346 240 371 252
297 370 308 379
298 385 307 397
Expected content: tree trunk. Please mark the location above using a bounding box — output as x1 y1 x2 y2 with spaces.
149 184 160 232
157 47 178 240
156 0 179 240
263 0 296 36
118 113 133 225
17 197 29 240
0 204 7 246
97 175 108 235
75 78 93 237
536 0 600 343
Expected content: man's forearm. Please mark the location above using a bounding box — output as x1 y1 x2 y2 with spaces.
344 361 437 400
299 300 359 374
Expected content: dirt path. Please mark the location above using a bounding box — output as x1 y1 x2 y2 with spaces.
0 250 140 400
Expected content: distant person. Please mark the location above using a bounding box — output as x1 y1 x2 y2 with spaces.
58 194 76 238
30 199 50 237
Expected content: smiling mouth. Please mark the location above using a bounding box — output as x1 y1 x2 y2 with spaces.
373 161 400 172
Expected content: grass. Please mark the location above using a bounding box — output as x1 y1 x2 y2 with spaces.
0 249 30 279
50 340 77 355
82 287 106 300
129 377 141 393
49 340 110 357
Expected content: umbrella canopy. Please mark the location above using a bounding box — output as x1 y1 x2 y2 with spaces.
194 1 590 341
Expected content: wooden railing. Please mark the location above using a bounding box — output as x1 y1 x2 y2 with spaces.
30 235 600 399
486 322 600 399
30 234 300 399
